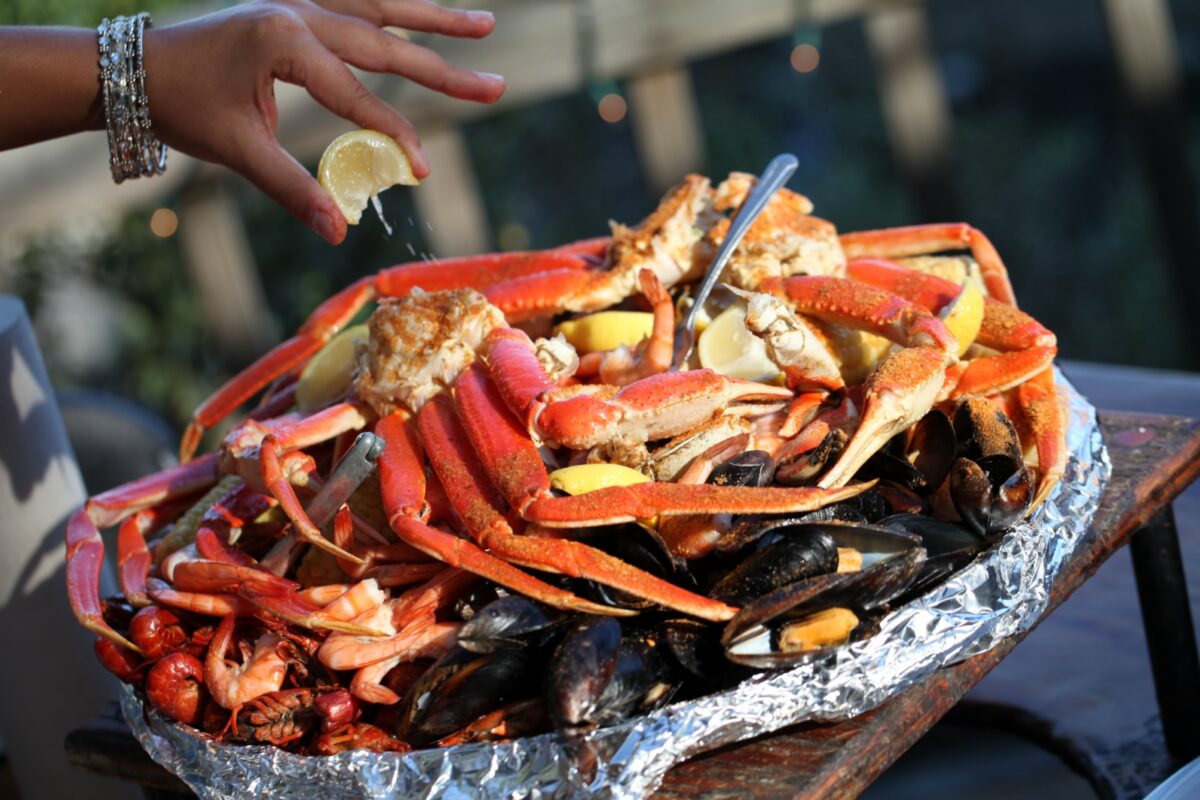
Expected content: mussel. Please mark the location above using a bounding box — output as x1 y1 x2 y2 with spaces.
457 596 565 653
860 410 956 495
397 646 534 746
947 397 1033 537
721 523 925 669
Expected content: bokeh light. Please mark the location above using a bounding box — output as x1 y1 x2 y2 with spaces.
790 43 820 73
498 221 531 251
598 93 628 123
149 208 178 238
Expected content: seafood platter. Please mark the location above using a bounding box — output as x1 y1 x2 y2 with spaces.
65 172 1109 797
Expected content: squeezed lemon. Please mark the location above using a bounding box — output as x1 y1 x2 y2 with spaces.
318 130 419 225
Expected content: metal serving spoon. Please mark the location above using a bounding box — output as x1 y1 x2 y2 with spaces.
671 153 799 371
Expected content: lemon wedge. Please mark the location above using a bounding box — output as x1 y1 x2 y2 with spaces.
940 280 985 358
318 130 418 225
296 324 369 411
697 303 781 382
548 463 649 495
555 312 654 353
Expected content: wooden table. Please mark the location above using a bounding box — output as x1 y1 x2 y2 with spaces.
65 411 1200 800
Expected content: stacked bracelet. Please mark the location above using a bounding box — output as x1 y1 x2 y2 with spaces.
98 13 168 183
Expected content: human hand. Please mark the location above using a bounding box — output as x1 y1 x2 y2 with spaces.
142 0 504 244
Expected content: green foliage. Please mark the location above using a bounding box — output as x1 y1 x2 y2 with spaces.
1 0 197 26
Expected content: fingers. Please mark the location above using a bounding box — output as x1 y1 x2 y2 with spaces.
234 135 348 245
312 0 495 38
278 36 430 177
305 9 505 104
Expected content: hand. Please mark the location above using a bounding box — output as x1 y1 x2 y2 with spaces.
142 0 505 244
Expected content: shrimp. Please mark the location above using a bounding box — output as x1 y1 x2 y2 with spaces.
205 614 288 710
577 269 675 386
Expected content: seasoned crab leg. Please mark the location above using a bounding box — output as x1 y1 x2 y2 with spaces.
452 365 871 608
1018 368 1068 508
845 257 1066 504
839 223 1017 306
66 454 221 651
773 275 957 488
483 326 792 450
180 245 607 460
410 395 637 617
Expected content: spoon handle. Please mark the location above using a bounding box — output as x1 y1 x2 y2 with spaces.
672 154 799 370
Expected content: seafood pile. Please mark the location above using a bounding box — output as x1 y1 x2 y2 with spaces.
66 172 1068 758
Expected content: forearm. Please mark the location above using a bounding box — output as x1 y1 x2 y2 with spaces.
0 27 104 150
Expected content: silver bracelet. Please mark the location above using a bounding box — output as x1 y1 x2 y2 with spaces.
98 13 168 183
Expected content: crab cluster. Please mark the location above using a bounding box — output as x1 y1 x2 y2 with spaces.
66 172 1065 752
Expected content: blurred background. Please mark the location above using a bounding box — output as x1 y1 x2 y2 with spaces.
2 0 1198 438
1 0 1198 798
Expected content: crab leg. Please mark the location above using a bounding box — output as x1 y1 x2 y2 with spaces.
845 257 1066 504
774 275 956 488
181 246 606 460
453 366 871 620
66 454 221 651
1018 368 1068 509
258 402 373 564
839 223 1017 306
117 497 197 608
409 396 633 617
484 327 791 450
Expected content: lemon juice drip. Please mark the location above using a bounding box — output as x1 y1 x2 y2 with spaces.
371 194 393 236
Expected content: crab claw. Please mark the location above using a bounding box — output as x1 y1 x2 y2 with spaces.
534 370 792 450
818 346 949 488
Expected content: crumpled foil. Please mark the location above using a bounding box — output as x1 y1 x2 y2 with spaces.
122 370 1111 799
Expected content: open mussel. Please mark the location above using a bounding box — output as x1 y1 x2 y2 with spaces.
721 524 925 669
708 528 838 604
396 646 534 746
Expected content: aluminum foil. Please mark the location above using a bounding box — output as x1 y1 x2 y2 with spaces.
122 370 1110 799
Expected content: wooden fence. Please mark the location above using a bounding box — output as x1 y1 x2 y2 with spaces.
0 0 1195 364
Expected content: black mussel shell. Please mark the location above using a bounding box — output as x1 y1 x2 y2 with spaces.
709 450 776 488
565 522 693 609
715 505 867 555
547 618 622 729
820 523 923 567
400 647 533 746
659 618 749 687
722 532 925 659
709 528 839 604
858 411 954 495
948 457 992 537
454 583 506 622
949 455 1032 538
873 481 928 516
586 631 679 727
954 396 1022 463
776 429 848 486
457 596 565 653
880 514 989 602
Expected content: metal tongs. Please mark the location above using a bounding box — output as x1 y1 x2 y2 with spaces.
671 153 799 371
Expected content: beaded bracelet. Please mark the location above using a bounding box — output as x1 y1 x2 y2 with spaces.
98 13 168 183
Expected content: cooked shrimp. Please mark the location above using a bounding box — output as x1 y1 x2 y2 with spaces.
205 614 288 709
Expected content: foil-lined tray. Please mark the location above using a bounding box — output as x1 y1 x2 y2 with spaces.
122 370 1110 799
